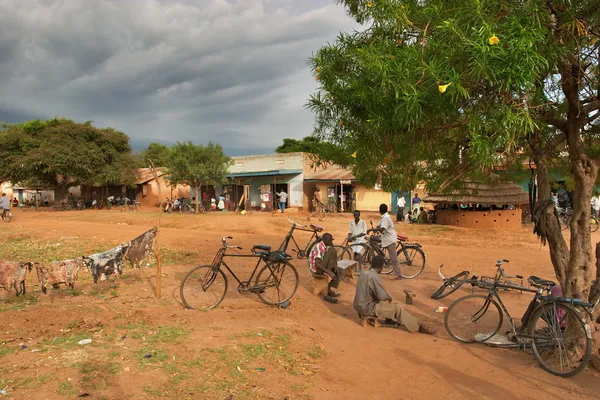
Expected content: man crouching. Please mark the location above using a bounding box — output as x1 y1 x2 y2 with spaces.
308 233 342 304
353 255 437 334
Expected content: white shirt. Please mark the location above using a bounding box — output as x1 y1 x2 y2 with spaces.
348 219 367 252
278 192 288 202
377 212 397 248
397 196 406 208
592 196 600 211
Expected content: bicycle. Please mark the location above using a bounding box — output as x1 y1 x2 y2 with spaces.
557 206 598 233
444 259 599 377
279 219 324 259
312 199 325 220
342 227 426 279
180 236 299 310
2 209 12 223
431 261 524 300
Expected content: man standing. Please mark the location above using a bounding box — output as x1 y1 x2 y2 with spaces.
348 210 367 272
0 193 10 220
396 194 406 222
376 203 401 280
592 192 600 219
308 233 342 304
276 190 288 214
412 193 421 213
353 256 436 334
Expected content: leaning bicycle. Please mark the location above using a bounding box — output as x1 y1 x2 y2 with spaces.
444 259 598 377
342 228 426 279
180 236 299 310
2 209 12 223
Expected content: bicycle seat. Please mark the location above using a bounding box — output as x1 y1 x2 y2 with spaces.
528 276 556 288
310 224 323 232
252 244 272 252
397 234 408 241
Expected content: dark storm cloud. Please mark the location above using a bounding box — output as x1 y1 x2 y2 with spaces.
0 0 357 154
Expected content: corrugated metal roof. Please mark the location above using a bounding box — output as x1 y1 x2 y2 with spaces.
304 168 355 181
227 169 303 178
135 168 167 185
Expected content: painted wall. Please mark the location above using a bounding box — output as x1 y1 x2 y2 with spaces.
137 176 190 207
436 209 522 229
230 153 304 175
232 174 304 208
355 186 391 211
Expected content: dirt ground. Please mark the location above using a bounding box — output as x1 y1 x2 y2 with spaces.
1 208 600 400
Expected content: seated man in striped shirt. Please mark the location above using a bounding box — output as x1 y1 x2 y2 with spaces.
308 233 342 304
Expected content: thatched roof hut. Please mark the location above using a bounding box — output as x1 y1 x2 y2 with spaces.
424 181 529 205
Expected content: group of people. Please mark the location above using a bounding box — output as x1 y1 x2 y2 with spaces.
307 202 436 335
395 193 429 223
551 189 600 219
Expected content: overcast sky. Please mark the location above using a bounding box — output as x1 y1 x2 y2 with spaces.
0 0 358 155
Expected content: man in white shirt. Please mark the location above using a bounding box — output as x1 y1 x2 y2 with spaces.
376 203 401 280
591 192 600 219
396 194 406 222
0 193 10 220
276 190 288 214
348 210 367 271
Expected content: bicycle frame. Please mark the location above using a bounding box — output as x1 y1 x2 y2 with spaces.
278 220 321 255
211 246 286 291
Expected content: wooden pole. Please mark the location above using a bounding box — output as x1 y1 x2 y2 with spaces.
149 160 163 299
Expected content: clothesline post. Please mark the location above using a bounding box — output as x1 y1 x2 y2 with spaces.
149 161 162 299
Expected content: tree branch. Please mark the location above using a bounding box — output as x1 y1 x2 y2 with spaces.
537 114 567 130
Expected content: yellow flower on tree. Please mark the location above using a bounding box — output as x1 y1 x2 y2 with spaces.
367 1 373 8
351 151 357 159
488 34 500 45
339 120 344 127
316 66 321 73
438 83 452 93
316 75 320 81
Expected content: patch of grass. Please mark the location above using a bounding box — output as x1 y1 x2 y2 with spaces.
110 289 117 297
0 346 13 358
307 345 326 360
76 360 121 391
143 385 163 396
0 294 39 312
181 357 203 367
57 381 76 396
108 350 120 358
0 235 108 263
134 348 169 369
40 332 92 352
158 248 198 266
149 325 190 344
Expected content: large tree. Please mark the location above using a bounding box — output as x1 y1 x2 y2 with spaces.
307 1 600 301
168 141 232 214
276 136 352 167
0 118 137 198
140 143 173 168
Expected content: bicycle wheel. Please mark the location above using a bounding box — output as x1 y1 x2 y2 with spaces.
397 245 426 279
431 271 470 299
379 246 394 275
444 294 503 343
333 245 351 260
180 265 228 310
590 217 599 233
255 261 299 305
341 243 368 271
302 239 322 260
528 301 591 377
3 211 12 223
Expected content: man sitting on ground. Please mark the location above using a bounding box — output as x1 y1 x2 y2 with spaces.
308 233 342 304
417 207 428 223
353 255 437 334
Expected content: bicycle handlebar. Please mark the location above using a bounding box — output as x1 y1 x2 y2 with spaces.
287 218 307 228
495 259 509 266
222 236 242 250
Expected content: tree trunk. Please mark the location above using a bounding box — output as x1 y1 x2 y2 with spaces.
195 182 201 215
560 60 600 299
528 135 570 283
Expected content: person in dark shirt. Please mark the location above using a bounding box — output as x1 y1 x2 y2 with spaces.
353 256 436 334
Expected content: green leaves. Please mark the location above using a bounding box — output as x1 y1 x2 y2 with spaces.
168 142 232 188
0 118 137 189
307 0 599 192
